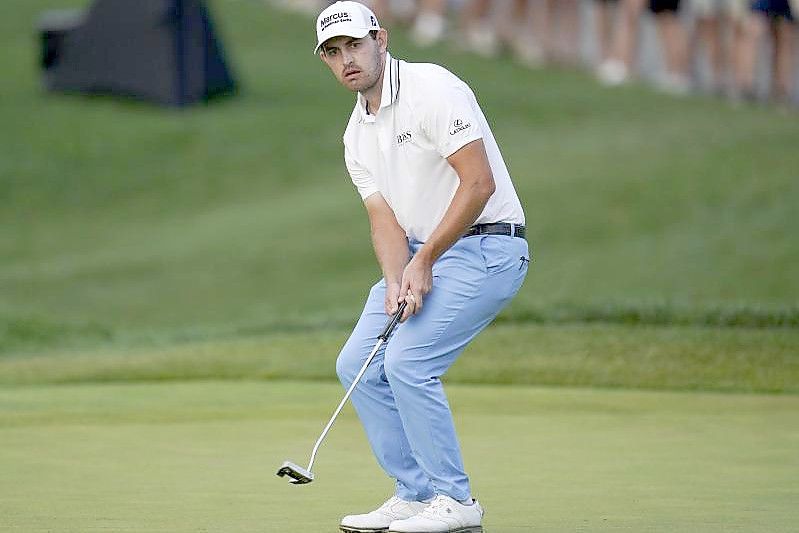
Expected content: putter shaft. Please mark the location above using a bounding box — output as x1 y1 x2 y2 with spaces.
277 301 407 483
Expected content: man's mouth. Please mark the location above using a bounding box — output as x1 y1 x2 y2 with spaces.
343 69 361 80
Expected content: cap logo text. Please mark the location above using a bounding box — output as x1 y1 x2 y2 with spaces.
320 12 352 30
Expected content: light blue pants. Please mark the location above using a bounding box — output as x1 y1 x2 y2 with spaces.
336 234 530 502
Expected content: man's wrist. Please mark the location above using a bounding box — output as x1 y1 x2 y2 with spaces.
413 247 436 268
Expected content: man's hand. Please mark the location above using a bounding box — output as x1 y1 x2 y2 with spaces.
398 253 433 322
384 281 401 317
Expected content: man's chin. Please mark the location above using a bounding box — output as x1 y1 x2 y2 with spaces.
344 80 365 92
341 75 376 93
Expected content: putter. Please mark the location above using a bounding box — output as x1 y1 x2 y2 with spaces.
277 300 408 485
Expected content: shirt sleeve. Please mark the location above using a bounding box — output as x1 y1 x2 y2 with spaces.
420 85 484 159
345 144 378 200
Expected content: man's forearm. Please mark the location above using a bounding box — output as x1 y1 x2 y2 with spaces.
371 217 410 284
414 139 496 268
415 178 493 267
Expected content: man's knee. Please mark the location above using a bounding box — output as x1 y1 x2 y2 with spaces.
336 348 358 387
384 346 423 386
338 345 390 389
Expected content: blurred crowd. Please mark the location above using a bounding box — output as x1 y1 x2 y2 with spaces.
273 0 798 107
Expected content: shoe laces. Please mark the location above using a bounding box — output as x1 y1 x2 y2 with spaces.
378 496 403 512
420 495 454 518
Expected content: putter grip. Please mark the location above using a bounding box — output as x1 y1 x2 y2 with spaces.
378 301 408 341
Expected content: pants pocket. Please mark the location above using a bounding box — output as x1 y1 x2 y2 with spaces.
479 235 513 273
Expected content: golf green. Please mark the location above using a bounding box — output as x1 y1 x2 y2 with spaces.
1 381 796 531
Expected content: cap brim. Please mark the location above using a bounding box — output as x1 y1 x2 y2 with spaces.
314 27 371 54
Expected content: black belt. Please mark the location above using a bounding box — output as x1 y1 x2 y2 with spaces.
463 223 525 239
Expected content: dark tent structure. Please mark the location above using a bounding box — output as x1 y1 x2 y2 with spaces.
40 0 237 106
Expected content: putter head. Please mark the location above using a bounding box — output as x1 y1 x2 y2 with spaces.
276 460 314 485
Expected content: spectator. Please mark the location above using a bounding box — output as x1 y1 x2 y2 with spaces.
593 0 622 68
411 0 449 46
365 0 418 26
596 0 647 85
534 0 582 66
459 0 542 65
738 0 796 103
498 0 544 67
692 0 749 96
461 0 500 57
272 0 796 109
650 0 692 94
389 0 419 25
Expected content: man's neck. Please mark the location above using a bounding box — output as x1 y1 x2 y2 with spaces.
361 55 386 116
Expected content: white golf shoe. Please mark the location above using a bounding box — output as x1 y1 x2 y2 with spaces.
388 495 484 532
340 496 428 533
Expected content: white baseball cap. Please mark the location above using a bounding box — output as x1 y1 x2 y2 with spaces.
314 1 380 54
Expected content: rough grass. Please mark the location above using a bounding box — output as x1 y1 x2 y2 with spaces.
2 323 797 394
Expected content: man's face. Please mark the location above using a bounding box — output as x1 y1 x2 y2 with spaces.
319 30 387 93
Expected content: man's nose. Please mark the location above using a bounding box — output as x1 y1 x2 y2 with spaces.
340 48 355 64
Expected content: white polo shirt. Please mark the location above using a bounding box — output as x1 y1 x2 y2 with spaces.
342 53 525 242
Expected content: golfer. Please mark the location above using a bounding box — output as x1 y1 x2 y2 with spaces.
315 2 529 532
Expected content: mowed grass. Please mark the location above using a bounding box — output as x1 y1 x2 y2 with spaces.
1 381 797 532
1 0 797 356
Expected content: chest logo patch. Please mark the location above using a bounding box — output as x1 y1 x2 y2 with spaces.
396 130 413 145
449 118 471 136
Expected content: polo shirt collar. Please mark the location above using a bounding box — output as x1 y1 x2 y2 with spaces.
357 52 400 122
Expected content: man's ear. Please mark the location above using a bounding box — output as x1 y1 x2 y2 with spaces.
376 28 388 54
